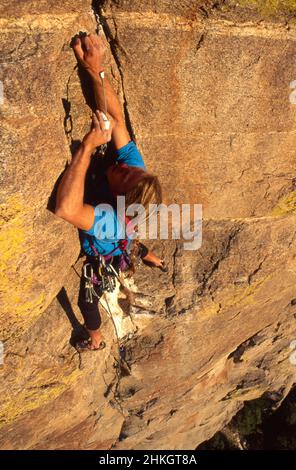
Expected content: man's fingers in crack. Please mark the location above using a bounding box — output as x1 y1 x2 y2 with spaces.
83 36 93 53
90 33 106 49
72 37 84 59
89 33 99 48
90 31 107 51
92 111 102 130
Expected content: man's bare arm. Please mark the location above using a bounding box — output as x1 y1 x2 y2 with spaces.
55 111 112 230
73 33 130 150
91 73 130 149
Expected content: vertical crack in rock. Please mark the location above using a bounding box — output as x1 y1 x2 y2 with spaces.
164 242 179 315
92 1 136 141
62 66 77 149
247 255 268 285
195 31 207 54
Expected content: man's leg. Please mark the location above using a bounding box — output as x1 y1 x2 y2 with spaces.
78 272 105 349
138 242 168 271
142 250 166 269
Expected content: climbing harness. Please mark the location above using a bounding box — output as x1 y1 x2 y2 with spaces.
82 232 131 303
87 233 132 273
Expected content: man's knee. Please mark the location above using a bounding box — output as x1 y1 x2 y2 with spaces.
79 302 102 330
78 292 102 330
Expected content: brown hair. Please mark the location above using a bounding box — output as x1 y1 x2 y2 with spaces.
124 173 162 212
122 173 162 277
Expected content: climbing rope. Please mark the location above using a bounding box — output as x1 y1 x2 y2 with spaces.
96 23 110 156
100 70 107 118
82 260 131 369
101 276 133 372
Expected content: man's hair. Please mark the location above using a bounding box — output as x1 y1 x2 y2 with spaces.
125 173 162 213
123 174 162 277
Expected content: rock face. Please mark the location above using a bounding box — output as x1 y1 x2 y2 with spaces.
0 0 296 450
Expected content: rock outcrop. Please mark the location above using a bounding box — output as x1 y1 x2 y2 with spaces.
0 0 296 449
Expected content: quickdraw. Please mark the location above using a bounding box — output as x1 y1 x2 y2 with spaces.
98 254 116 293
83 257 116 304
83 263 102 303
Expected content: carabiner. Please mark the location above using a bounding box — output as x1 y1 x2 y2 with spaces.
83 263 93 281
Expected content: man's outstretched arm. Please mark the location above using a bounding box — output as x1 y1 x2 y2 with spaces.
92 73 130 149
73 32 130 150
55 111 112 230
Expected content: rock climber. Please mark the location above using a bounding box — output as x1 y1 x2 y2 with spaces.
55 31 166 352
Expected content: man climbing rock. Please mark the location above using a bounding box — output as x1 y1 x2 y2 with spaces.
55 31 167 352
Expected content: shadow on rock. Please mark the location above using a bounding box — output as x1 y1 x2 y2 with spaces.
57 286 89 347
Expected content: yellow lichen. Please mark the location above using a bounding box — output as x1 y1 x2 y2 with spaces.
223 275 272 308
0 368 82 428
271 189 296 216
14 292 46 318
0 195 47 338
0 212 25 269
0 194 24 228
234 0 296 15
199 274 272 320
0 197 27 310
227 385 266 401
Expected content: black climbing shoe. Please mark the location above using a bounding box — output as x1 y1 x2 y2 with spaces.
75 339 106 353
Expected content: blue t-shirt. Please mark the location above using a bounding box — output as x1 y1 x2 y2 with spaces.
81 141 145 257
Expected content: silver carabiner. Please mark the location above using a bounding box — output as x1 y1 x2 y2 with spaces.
83 264 94 303
99 254 106 268
83 263 94 281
